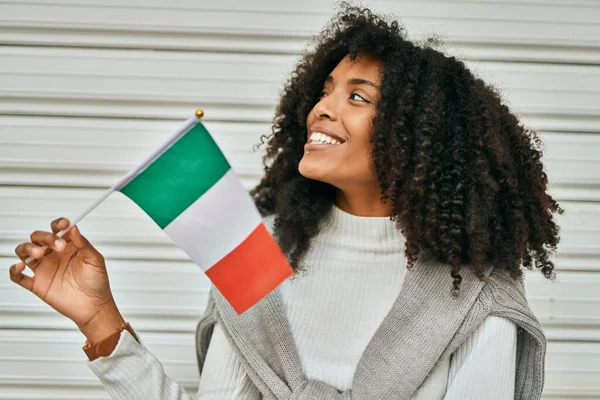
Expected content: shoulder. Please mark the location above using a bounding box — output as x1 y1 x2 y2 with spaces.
486 267 527 297
441 266 545 357
472 315 517 343
480 268 540 324
449 316 517 364
475 267 546 348
451 315 518 355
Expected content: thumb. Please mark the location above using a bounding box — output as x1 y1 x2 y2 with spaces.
68 225 104 264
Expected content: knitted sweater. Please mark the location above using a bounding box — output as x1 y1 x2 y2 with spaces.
196 205 517 399
88 205 544 399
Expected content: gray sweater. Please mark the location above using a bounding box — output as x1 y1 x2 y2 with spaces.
88 210 545 399
195 207 517 399
195 215 546 399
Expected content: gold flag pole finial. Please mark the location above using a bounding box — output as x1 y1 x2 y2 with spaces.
195 109 205 119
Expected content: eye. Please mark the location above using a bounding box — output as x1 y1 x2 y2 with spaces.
319 91 329 98
350 93 368 102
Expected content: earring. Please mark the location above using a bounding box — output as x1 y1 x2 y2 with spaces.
306 150 310 154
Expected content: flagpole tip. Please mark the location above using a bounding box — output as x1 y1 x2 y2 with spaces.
195 109 205 119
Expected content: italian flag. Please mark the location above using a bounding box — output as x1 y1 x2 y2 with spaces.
112 111 293 314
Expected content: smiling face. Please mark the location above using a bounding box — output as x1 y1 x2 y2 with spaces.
299 53 382 192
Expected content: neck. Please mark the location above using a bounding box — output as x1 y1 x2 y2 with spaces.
334 187 391 217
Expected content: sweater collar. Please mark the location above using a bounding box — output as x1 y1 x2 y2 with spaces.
320 204 404 247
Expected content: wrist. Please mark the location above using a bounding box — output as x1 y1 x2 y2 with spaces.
79 301 126 345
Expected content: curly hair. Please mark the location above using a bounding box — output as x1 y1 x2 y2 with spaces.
250 3 563 293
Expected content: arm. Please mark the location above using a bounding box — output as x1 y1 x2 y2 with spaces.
87 328 193 400
443 315 517 400
197 323 262 399
86 322 261 400
8 218 259 399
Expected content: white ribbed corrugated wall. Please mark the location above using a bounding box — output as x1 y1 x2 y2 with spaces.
0 1 599 398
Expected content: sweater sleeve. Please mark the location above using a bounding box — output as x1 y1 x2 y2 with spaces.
443 315 517 400
197 323 262 399
87 330 192 399
87 324 261 399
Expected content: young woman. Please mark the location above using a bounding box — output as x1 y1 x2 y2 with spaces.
9 5 562 400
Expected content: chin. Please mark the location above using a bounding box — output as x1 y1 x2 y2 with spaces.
298 160 330 185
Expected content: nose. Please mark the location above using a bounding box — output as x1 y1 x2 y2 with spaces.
313 93 339 121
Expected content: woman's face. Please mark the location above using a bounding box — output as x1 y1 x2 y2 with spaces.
299 53 382 191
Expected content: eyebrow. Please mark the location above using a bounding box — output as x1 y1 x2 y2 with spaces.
325 76 379 89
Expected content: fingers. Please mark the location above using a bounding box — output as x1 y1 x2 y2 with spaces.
14 242 47 267
14 218 103 272
9 261 34 291
68 224 104 264
30 230 67 251
15 230 68 270
14 218 71 270
50 219 103 264
51 217 69 232
51 218 72 241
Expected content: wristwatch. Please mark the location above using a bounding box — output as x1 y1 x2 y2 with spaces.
82 322 139 361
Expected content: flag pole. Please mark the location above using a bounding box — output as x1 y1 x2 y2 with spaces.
23 109 205 266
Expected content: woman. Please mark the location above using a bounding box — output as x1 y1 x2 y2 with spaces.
9 5 561 400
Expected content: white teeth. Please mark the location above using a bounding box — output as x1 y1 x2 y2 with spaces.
309 132 342 145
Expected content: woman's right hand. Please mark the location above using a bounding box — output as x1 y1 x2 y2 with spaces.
9 218 125 344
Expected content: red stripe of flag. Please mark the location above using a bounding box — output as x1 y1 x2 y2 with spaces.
205 223 293 314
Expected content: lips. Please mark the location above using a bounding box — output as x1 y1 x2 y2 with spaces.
304 137 344 153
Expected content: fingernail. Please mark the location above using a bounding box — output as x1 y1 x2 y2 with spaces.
11 263 23 272
55 239 65 249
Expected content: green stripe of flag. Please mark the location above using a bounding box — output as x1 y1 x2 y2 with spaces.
120 123 231 228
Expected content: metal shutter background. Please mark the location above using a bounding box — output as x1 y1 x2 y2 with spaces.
0 1 598 398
